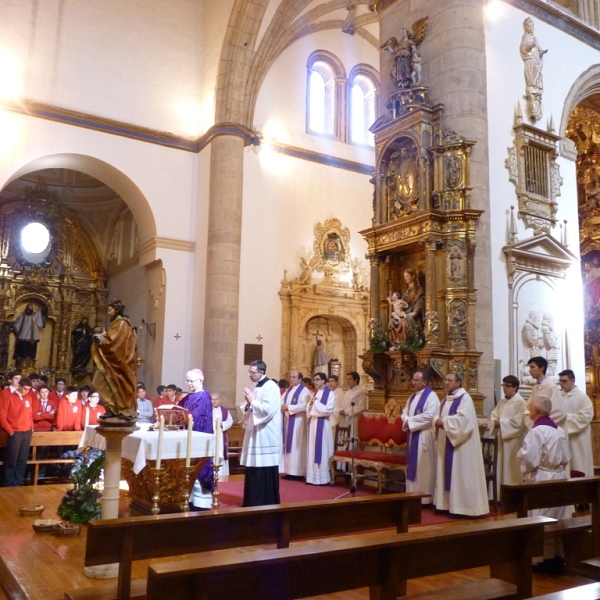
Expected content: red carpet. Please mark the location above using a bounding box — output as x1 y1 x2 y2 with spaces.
217 478 454 526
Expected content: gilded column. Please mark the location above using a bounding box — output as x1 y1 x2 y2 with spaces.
368 254 381 322
202 134 245 408
288 305 301 371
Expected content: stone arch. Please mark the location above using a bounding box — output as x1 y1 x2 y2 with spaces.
3 153 156 243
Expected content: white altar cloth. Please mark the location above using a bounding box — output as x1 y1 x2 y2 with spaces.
80 425 218 474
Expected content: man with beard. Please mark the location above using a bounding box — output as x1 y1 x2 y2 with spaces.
91 300 137 420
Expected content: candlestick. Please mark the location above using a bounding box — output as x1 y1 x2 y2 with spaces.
84 406 90 428
214 416 221 466
185 415 193 468
156 415 164 469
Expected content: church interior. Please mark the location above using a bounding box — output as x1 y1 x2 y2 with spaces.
4 0 600 598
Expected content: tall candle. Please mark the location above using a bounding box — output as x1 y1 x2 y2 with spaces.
156 415 165 469
84 406 90 428
185 415 193 467
214 416 221 466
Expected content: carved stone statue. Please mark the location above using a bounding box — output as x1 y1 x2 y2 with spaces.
381 18 428 89
386 268 425 350
522 310 543 359
91 299 138 421
295 255 314 285
542 312 559 375
520 17 547 121
12 303 47 360
312 339 330 375
71 316 93 371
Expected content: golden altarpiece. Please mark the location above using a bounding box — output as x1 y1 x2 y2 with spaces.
0 180 107 383
360 86 484 413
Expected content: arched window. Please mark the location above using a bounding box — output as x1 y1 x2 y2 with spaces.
307 51 346 140
349 66 379 146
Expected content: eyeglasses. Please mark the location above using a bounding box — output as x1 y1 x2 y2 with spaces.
248 370 260 375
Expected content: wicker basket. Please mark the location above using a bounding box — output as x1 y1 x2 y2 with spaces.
52 522 82 537
19 504 44 517
32 519 59 533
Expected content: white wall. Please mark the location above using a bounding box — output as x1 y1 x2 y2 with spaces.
485 1 598 388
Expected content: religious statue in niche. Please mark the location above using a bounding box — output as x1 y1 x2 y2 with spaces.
386 268 425 352
387 145 419 218
586 255 600 307
447 241 466 284
312 339 330 375
381 17 428 89
444 155 462 189
521 309 560 375
12 303 48 360
448 300 467 346
71 316 93 371
520 17 547 122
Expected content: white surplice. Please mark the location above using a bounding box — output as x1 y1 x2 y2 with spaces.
306 388 335 484
563 386 594 477
333 385 367 429
433 388 489 516
526 377 567 430
280 384 310 476
517 421 571 520
401 388 439 503
240 377 282 467
214 405 233 477
488 393 527 496
329 387 345 430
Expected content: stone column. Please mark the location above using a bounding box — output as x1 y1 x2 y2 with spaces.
288 305 301 371
202 135 245 408
380 0 494 412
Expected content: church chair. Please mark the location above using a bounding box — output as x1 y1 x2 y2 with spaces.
329 425 350 484
481 435 499 512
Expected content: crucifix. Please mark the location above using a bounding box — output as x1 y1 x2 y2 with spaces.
256 334 263 342
174 333 181 340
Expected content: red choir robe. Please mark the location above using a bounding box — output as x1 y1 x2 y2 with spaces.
56 398 83 431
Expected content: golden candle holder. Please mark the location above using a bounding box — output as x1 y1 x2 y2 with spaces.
180 465 195 512
211 461 221 509
150 466 164 515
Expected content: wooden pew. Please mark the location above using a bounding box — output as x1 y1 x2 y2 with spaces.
75 492 425 600
0 430 82 485
501 476 600 567
530 582 600 599
146 516 552 600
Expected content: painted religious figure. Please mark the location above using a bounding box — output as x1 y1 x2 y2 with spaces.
91 299 138 420
388 146 418 217
520 17 547 121
387 268 425 350
12 303 47 360
586 255 600 307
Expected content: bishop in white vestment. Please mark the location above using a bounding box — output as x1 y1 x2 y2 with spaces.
433 373 489 517
402 371 439 504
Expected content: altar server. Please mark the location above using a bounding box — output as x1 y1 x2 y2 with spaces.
306 372 335 485
280 371 310 480
211 393 232 476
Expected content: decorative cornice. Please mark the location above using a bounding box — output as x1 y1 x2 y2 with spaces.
503 0 600 51
137 236 195 255
0 99 259 153
261 140 374 175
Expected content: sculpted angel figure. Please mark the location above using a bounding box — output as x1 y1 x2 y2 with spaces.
295 255 314 285
381 17 428 89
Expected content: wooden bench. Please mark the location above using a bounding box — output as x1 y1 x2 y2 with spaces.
501 476 600 568
71 492 425 600
0 430 82 485
146 515 552 600
530 582 600 599
330 412 407 494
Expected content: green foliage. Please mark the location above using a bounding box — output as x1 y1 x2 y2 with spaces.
397 320 425 354
57 453 105 525
368 320 388 354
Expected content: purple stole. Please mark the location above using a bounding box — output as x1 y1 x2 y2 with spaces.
284 384 306 454
440 393 465 492
313 386 332 464
533 415 557 429
406 386 433 482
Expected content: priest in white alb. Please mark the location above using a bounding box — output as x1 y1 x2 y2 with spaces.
558 369 594 477
306 372 335 485
488 375 527 497
526 356 566 429
402 370 439 505
280 370 310 480
433 372 489 517
333 371 367 434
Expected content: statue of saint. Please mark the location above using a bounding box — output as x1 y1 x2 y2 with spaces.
71 316 93 371
387 268 425 349
312 339 330 375
12 303 47 360
91 300 138 420
520 17 547 120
